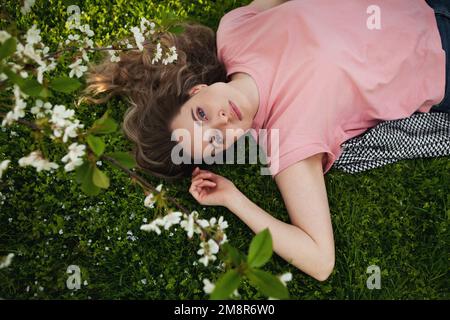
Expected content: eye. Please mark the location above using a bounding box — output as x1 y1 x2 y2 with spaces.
197 107 207 120
208 137 216 157
211 133 223 147
209 134 223 157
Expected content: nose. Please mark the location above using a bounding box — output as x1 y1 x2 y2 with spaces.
214 109 230 126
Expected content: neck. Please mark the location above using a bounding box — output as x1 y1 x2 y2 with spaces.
228 72 260 121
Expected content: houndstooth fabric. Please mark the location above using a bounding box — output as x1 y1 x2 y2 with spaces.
332 111 450 173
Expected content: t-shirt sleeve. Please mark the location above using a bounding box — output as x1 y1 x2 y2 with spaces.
216 5 261 64
261 129 338 179
275 143 338 177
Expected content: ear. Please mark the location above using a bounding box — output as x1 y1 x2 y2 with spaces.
189 84 207 97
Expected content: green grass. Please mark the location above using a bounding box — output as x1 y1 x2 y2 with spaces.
0 0 449 299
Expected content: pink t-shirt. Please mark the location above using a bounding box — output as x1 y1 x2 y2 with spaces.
216 0 446 177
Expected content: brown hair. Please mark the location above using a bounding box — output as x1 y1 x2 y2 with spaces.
81 21 228 181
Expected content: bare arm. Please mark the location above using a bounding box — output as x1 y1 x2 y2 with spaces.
189 153 335 281
226 153 335 281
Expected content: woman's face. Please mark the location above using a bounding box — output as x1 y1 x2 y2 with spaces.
170 82 253 162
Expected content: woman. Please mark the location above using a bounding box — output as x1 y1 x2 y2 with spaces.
84 0 449 281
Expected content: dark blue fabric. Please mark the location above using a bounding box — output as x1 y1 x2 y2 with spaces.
426 0 450 113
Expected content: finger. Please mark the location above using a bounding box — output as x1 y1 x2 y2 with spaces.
190 178 203 189
191 172 214 182
191 178 211 194
191 178 204 190
197 180 216 188
192 167 200 176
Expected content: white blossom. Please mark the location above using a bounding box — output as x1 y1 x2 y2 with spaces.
48 104 82 142
68 59 88 78
162 46 178 65
108 50 121 63
140 17 155 36
144 193 155 208
180 211 197 238
18 150 59 172
140 217 165 235
156 183 163 192
62 119 84 143
198 255 216 267
1 85 27 127
25 24 41 45
163 211 182 230
30 99 52 118
130 26 145 51
61 143 86 172
279 272 293 286
50 105 74 126
219 232 228 245
0 160 11 179
79 24 94 37
202 278 215 294
0 253 15 269
197 239 220 267
0 30 11 44
217 216 229 230
20 0 36 15
151 42 162 64
196 219 209 228
197 239 219 256
79 50 88 63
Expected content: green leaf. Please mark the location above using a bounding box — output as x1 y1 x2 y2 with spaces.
246 269 289 300
2 67 25 87
210 269 241 300
20 78 45 97
90 110 118 135
38 87 52 98
86 134 105 157
75 161 90 184
49 76 81 93
79 163 101 196
92 167 110 189
106 151 136 169
220 243 245 267
0 37 17 60
247 228 273 268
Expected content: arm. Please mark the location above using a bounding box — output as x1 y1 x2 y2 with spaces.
189 153 335 282
226 153 335 281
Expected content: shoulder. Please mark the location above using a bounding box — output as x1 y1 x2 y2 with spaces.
247 0 290 12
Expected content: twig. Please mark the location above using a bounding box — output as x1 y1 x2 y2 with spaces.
0 112 41 131
0 111 221 245
43 45 141 60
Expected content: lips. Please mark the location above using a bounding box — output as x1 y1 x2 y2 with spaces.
229 100 242 121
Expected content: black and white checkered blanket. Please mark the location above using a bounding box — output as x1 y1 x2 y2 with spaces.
332 112 450 173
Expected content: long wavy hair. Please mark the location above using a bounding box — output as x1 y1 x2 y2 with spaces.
81 21 228 181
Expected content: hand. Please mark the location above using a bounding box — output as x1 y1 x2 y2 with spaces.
189 167 240 207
